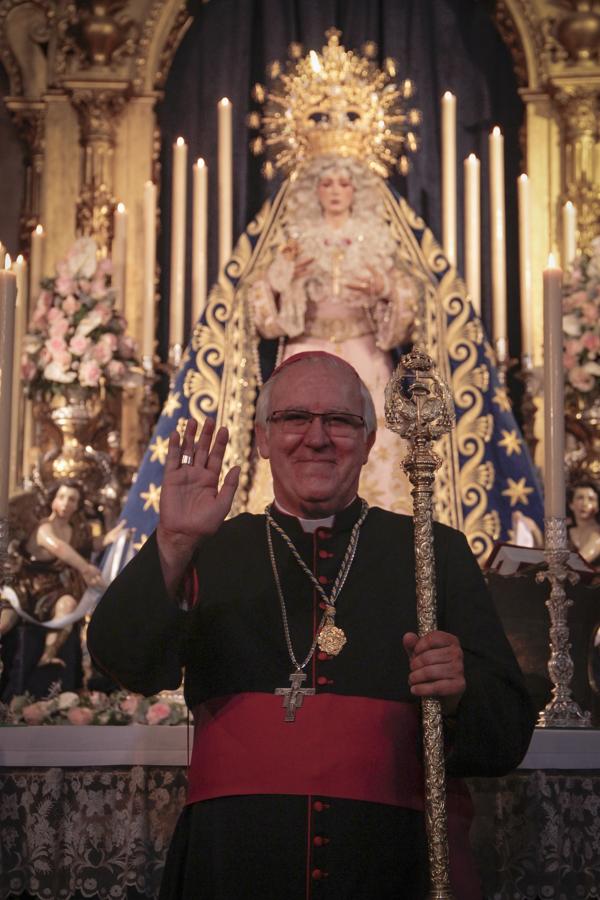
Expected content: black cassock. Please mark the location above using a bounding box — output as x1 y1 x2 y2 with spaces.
88 499 534 900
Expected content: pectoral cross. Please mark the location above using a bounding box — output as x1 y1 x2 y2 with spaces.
275 671 315 722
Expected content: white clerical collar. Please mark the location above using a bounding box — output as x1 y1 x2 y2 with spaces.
273 497 356 533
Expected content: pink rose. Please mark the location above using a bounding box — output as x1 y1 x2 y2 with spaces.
146 702 171 725
119 695 140 716
95 302 114 325
563 351 577 370
67 706 94 725
582 302 598 326
92 342 113 365
107 359 126 381
22 702 47 725
46 336 67 357
79 359 101 387
69 334 90 356
55 275 76 297
62 295 81 315
47 307 64 322
568 365 595 392
582 332 600 352
49 317 70 338
97 258 113 276
90 278 108 300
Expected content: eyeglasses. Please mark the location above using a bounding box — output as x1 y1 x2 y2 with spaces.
267 409 366 437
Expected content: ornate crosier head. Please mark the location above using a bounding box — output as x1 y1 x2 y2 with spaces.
248 28 421 180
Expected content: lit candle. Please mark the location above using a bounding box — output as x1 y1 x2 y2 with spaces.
543 254 565 519
562 201 577 269
489 126 507 360
218 98 233 272
192 158 208 324
441 92 457 267
143 181 157 362
170 136 188 349
9 255 27 492
464 154 481 314
29 224 44 314
112 202 127 312
517 175 533 360
0 254 17 518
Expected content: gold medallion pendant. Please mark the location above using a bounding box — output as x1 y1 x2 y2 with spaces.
317 621 347 656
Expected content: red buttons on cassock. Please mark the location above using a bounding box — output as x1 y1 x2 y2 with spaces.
316 528 332 540
313 800 331 812
318 601 327 610
317 651 331 661
312 869 328 880
313 836 330 847
318 575 329 585
317 676 334 686
318 549 333 559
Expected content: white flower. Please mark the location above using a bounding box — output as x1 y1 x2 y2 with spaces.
563 314 582 337
583 360 600 376
43 361 77 383
75 312 103 337
57 691 80 710
66 237 98 279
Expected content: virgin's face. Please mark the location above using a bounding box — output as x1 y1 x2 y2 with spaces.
570 487 599 523
51 485 80 520
317 169 354 218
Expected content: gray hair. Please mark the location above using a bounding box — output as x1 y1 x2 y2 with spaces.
255 353 377 434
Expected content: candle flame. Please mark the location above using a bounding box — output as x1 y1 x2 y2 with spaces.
176 136 185 146
219 97 230 107
309 51 321 73
564 200 574 210
16 254 24 264
442 90 454 100
117 202 126 213
467 152 478 162
518 173 528 182
34 224 44 235
197 158 205 168
548 252 557 268
5 253 11 269
492 126 502 137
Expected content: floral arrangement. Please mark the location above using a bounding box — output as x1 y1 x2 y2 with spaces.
563 236 600 407
22 237 140 397
6 688 187 726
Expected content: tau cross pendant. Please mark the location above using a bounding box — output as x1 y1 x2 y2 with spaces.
275 671 315 722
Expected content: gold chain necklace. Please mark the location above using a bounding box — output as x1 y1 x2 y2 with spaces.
265 500 369 665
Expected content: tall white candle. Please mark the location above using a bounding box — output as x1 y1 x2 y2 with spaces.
29 224 44 314
543 255 565 519
218 98 233 272
192 158 208 324
441 92 457 267
143 181 157 362
517 175 533 359
0 254 17 517
112 202 127 312
464 153 481 315
562 201 577 269
169 136 188 348
489 127 507 359
9 255 27 491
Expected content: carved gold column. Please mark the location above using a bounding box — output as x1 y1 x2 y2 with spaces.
65 82 129 254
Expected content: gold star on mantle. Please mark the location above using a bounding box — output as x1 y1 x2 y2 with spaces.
163 391 182 418
149 435 170 466
498 429 522 457
501 477 534 507
140 482 162 513
133 533 150 553
492 387 512 413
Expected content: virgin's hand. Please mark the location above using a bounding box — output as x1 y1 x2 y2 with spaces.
157 418 240 556
403 630 465 716
346 265 385 302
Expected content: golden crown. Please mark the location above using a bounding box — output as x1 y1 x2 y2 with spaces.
248 28 421 179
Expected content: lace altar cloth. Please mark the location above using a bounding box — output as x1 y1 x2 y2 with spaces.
0 766 186 899
1 765 600 899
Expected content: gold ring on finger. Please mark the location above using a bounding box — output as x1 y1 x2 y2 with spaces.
181 453 194 466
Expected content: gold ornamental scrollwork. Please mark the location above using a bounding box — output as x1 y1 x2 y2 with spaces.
385 348 456 900
67 84 129 250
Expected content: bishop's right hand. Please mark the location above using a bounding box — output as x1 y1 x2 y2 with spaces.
157 418 240 563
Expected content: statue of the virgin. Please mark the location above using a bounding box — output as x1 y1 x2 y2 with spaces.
121 30 543 562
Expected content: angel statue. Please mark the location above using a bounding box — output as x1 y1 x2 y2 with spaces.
0 480 121 699
119 29 543 563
